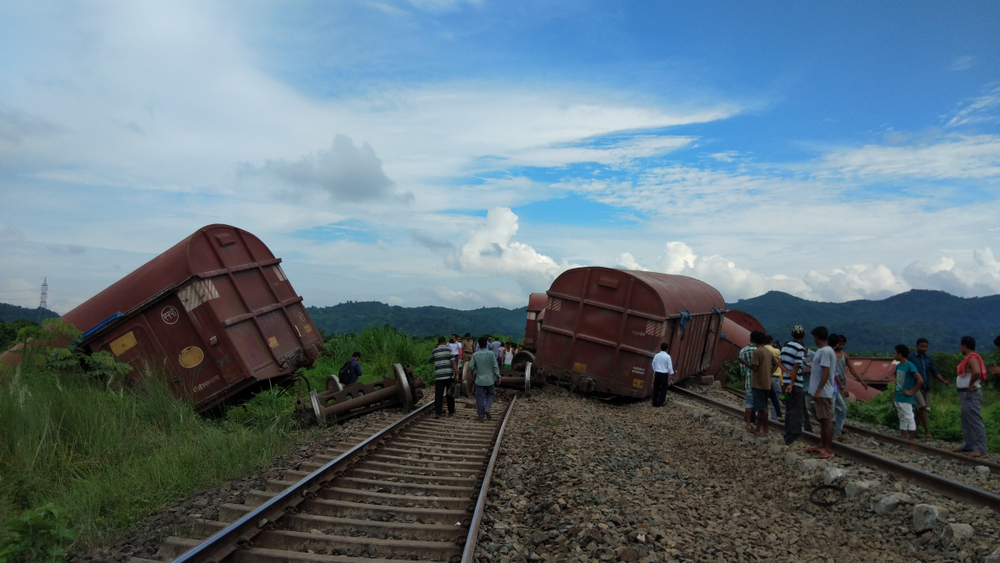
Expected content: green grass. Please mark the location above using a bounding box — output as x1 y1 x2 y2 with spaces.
0 324 438 559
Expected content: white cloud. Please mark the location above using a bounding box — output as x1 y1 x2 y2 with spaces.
451 208 571 291
238 135 410 203
659 241 697 274
945 86 1000 128
947 55 975 72
621 241 910 303
814 135 1000 180
615 252 648 271
709 151 740 162
424 285 524 308
505 136 695 169
902 247 1000 297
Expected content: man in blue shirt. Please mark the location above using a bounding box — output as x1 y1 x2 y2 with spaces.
340 352 362 386
908 338 946 439
893 344 923 442
469 336 501 422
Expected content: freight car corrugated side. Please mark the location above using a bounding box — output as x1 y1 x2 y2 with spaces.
59 224 326 411
532 267 725 398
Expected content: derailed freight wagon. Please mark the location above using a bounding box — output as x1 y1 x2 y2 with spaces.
534 267 725 398
60 224 327 411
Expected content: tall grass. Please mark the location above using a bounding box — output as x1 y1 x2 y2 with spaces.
312 326 438 387
0 324 448 557
0 345 293 555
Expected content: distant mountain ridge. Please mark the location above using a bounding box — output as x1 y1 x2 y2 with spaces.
7 288 995 355
727 289 1000 355
0 303 61 324
306 301 528 339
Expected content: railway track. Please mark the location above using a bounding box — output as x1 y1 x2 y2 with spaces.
671 385 1000 512
137 397 516 563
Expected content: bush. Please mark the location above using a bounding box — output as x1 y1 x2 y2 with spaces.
0 503 76 563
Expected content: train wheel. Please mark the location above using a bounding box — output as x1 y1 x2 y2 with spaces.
393 363 414 411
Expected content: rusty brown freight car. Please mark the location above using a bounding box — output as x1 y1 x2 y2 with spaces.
534 267 725 398
60 224 326 411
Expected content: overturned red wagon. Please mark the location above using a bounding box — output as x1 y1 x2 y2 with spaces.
533 267 725 398
59 225 327 412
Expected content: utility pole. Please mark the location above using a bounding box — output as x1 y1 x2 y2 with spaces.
39 278 48 309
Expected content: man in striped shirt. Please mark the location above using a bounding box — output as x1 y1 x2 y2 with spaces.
430 336 459 418
738 335 759 432
780 325 809 445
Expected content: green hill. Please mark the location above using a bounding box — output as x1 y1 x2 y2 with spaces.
0 303 60 324
727 290 1000 355
306 301 528 339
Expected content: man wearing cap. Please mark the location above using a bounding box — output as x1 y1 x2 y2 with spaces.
779 326 808 445
461 333 475 368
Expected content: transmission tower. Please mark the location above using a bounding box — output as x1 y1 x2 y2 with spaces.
39 278 48 309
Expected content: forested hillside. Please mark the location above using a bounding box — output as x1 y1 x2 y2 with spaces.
728 289 1000 355
0 303 60 323
306 301 528 338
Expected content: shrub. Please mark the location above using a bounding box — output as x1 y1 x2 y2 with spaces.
0 503 76 563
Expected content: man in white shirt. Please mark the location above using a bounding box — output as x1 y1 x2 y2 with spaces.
447 334 462 367
651 342 675 407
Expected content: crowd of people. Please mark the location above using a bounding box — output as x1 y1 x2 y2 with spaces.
429 333 521 422
723 325 999 459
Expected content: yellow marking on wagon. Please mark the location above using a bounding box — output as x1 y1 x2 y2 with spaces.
109 331 137 357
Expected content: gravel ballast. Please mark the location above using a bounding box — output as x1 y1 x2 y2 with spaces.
476 385 999 563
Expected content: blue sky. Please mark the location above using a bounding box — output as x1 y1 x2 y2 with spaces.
1 0 999 313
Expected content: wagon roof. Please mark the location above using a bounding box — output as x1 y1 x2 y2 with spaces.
61 224 275 336
625 270 725 316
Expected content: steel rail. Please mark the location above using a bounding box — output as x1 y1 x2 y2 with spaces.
717 385 1000 475
671 386 1000 513
460 395 517 562
171 401 434 563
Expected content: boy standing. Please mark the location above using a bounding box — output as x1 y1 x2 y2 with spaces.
892 344 923 442
908 338 946 439
780 326 808 444
738 332 760 431
750 331 775 435
808 326 837 458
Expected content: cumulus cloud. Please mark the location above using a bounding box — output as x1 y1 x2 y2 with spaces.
622 241 912 303
451 208 570 290
615 252 648 271
902 247 1000 297
240 135 410 203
